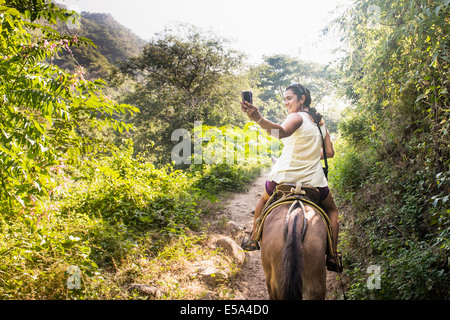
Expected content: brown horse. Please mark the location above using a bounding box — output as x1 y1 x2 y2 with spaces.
260 197 328 300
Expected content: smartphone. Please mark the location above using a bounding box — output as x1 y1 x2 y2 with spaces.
242 91 253 104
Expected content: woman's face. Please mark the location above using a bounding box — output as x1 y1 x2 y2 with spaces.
284 89 305 113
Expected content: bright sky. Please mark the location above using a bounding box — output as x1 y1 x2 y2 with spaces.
58 0 350 65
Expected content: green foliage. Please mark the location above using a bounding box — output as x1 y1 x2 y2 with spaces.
118 23 250 162
61 142 203 236
190 122 276 193
345 240 448 299
252 54 339 124
0 166 106 299
332 0 450 299
331 141 449 299
0 2 273 299
329 145 367 199
193 163 260 194
338 109 371 144
0 0 137 209
0 142 200 299
0 136 269 299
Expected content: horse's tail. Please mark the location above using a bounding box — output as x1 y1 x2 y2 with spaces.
279 206 304 300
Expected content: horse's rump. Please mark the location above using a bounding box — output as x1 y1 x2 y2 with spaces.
260 187 328 300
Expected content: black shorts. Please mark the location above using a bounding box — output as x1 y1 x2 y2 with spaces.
265 180 330 202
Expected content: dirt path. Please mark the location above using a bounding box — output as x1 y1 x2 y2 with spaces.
219 172 342 300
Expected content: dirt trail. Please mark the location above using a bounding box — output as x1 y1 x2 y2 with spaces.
219 172 342 300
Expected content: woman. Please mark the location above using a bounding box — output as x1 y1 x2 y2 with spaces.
240 84 341 272
302 88 341 272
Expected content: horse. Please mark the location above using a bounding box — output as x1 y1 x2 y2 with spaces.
258 184 329 300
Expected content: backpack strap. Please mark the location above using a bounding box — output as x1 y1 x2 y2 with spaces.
304 111 328 179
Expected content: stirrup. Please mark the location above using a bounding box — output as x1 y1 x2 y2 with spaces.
326 252 343 273
241 239 260 251
241 232 260 251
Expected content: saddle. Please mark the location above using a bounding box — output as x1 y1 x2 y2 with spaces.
254 182 335 258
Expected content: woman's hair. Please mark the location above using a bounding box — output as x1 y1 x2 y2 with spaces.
286 84 322 124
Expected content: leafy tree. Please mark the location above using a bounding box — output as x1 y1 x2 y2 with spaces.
256 55 302 102
334 0 450 299
119 23 249 162
253 54 338 125
0 0 137 208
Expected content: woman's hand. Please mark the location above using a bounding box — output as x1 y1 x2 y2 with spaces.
241 100 303 139
241 101 263 122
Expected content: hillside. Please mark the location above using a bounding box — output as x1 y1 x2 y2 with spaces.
52 10 147 79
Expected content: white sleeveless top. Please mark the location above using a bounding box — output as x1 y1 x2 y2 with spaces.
267 112 328 188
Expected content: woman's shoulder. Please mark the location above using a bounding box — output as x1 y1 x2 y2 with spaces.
288 112 304 119
299 111 316 123
284 112 303 125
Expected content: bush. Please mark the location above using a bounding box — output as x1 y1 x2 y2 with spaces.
0 143 203 298
329 140 381 199
330 139 450 299
193 162 263 194
60 143 203 235
345 238 448 300
0 203 102 299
